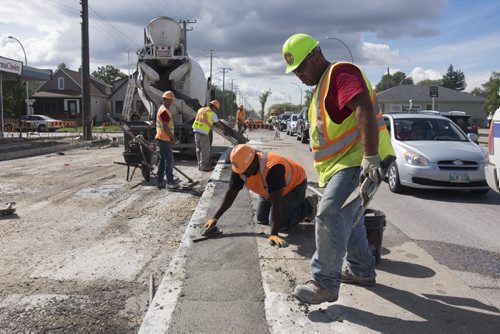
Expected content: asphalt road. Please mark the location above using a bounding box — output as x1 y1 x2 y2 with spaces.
265 129 500 310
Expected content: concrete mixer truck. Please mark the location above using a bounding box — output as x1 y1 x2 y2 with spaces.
121 16 245 158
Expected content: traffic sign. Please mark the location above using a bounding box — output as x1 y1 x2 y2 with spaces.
430 86 438 98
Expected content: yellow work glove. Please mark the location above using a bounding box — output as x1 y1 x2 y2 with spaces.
204 218 218 231
268 235 288 248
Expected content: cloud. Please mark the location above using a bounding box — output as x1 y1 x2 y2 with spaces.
410 67 442 82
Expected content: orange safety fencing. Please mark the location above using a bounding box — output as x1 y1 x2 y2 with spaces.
244 119 274 131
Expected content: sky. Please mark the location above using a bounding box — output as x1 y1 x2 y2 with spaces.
1 0 499 113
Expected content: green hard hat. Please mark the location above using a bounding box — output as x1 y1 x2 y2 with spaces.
282 33 319 74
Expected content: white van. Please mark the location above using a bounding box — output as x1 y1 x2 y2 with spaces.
485 107 500 193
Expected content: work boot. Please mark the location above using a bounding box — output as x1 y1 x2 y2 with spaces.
341 268 376 287
157 181 166 189
293 280 338 304
304 194 318 222
200 166 214 172
167 181 179 190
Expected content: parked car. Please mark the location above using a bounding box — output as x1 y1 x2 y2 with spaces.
485 107 500 193
440 111 479 143
17 115 63 132
286 113 299 135
278 112 292 131
383 113 489 194
296 107 309 143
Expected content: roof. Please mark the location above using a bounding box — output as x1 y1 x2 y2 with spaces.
377 85 485 103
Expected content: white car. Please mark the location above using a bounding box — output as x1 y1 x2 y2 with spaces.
485 107 500 193
286 114 299 136
384 113 489 194
18 114 63 132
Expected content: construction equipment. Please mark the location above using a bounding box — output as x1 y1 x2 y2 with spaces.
343 155 396 226
121 16 247 157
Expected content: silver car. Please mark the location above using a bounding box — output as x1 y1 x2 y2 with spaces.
383 114 489 194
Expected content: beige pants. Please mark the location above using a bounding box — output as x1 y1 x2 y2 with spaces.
194 132 211 169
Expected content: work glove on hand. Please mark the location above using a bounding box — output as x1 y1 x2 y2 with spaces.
361 154 382 183
204 218 218 231
268 235 288 248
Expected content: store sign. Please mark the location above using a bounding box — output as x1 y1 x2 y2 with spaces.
389 104 422 113
0 56 23 75
430 85 439 98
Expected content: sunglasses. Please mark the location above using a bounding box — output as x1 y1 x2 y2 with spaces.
293 50 316 74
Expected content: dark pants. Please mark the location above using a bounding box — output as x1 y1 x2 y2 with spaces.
157 140 174 183
256 180 312 229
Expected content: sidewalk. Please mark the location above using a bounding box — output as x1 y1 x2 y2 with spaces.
140 133 499 333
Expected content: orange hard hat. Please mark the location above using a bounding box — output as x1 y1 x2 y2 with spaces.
162 91 175 100
230 144 256 174
210 100 221 110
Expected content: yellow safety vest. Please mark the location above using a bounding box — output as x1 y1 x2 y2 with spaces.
309 62 394 187
155 105 174 141
192 107 216 134
241 152 306 199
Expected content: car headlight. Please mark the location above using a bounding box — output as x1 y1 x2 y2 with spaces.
403 150 430 166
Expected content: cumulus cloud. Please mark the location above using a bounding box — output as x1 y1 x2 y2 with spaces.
410 67 442 83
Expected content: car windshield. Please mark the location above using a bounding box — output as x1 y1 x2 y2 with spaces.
291 115 298 121
394 118 468 142
281 114 291 121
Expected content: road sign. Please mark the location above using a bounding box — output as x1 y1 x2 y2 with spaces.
430 86 439 98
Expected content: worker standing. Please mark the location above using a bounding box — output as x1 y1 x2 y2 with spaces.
236 104 247 133
155 91 179 190
204 144 318 247
192 100 223 172
283 33 395 304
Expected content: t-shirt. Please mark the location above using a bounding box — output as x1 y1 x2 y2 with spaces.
229 164 286 193
160 108 171 123
324 63 368 124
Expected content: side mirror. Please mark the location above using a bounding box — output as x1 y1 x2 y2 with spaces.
468 133 479 143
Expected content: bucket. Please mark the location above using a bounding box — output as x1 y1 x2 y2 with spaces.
364 209 386 265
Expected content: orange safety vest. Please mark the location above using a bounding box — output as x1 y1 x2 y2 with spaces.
155 105 174 141
241 152 306 199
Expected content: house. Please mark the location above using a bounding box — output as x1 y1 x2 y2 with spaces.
377 85 486 126
109 74 145 121
32 68 112 124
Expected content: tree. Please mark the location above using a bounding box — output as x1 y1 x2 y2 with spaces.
259 90 272 120
417 79 442 86
470 87 486 97
57 63 67 70
91 65 126 85
480 72 500 115
375 71 412 92
441 64 467 91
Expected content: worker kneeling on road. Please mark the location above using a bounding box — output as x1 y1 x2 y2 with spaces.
204 144 318 247
192 99 224 172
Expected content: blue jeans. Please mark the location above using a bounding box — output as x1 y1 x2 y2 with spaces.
157 140 174 183
311 167 375 291
256 180 312 229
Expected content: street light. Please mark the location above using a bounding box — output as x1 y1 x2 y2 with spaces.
325 37 354 63
290 82 303 106
8 35 30 115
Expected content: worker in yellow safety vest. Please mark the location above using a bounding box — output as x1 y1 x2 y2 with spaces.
155 90 179 189
283 33 395 304
192 100 224 171
204 144 318 247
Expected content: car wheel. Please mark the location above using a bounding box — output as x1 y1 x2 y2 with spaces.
296 130 301 141
38 124 47 132
387 162 404 193
470 189 489 194
300 130 308 143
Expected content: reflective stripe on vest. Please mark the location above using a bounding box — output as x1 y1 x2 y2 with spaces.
155 105 174 141
309 62 394 186
192 107 215 134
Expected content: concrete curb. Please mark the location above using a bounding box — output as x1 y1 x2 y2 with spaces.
138 147 233 333
0 139 112 161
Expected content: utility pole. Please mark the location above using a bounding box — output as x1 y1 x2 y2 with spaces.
81 0 92 140
203 49 217 87
218 67 232 119
386 67 390 91
179 19 197 56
